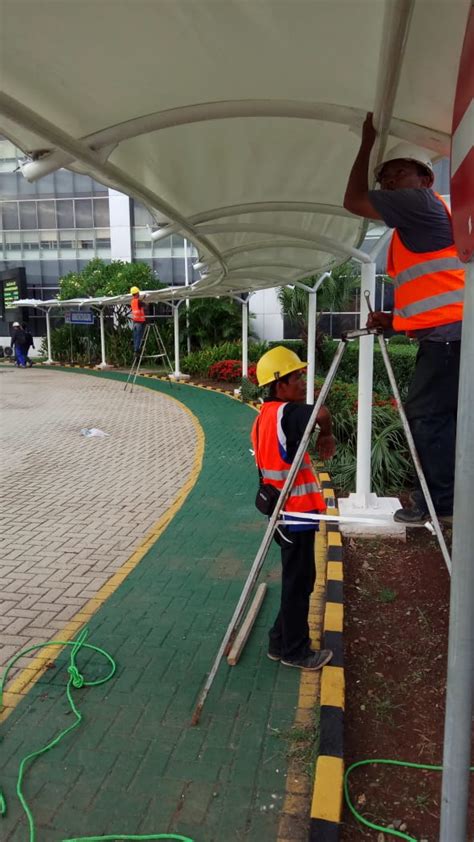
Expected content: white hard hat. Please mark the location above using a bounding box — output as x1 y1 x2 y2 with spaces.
12 321 20 327
374 142 433 181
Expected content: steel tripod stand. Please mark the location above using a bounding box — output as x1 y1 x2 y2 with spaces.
124 319 173 392
191 324 453 724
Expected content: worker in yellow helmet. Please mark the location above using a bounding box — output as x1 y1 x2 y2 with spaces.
129 286 146 356
251 346 335 671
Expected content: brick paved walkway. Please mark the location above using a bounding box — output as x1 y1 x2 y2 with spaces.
1 368 323 842
0 367 197 676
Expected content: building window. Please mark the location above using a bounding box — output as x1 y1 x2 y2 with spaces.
74 199 93 228
1 201 19 229
93 198 110 227
57 200 74 228
38 200 57 229
19 201 38 229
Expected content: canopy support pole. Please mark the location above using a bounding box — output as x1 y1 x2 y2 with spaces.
304 272 330 405
171 301 182 380
440 260 474 840
45 309 53 365
242 296 249 378
355 261 376 498
184 238 191 355
95 307 109 369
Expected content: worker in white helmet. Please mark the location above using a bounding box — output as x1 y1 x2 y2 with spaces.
344 113 464 525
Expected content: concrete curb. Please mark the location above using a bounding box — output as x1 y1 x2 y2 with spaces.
309 473 344 842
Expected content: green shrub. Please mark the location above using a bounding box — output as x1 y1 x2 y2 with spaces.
180 340 268 376
268 339 305 358
388 334 414 346
311 379 412 495
319 337 417 400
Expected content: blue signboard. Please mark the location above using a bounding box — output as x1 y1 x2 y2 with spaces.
65 311 95 325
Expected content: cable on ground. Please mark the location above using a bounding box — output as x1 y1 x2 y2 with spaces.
0 628 194 842
345 757 474 841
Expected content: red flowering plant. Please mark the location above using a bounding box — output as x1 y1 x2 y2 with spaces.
208 359 258 384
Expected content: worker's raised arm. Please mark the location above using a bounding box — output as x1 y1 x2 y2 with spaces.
343 113 382 220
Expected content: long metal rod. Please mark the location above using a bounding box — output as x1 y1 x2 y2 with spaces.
440 260 474 839
376 334 452 574
356 263 376 498
191 339 347 725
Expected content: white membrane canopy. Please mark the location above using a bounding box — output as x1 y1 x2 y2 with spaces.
0 0 471 305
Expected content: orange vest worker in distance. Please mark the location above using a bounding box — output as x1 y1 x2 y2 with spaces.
130 286 146 354
251 346 334 672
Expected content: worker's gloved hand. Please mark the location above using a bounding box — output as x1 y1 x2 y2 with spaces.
366 310 393 332
316 432 336 461
361 112 377 148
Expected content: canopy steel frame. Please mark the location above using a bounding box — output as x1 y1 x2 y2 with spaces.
0 93 227 276
150 201 358 242
203 237 371 269
18 100 449 183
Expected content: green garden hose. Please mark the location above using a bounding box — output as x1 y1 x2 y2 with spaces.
345 757 474 841
0 628 194 842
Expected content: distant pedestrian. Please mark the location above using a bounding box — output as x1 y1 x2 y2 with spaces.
10 322 28 368
22 323 35 367
130 286 147 355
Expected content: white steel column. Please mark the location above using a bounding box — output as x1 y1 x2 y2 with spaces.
173 302 180 378
306 289 317 405
337 259 404 537
97 308 107 368
440 260 474 840
184 238 191 355
45 309 53 364
242 297 249 378
355 262 376 498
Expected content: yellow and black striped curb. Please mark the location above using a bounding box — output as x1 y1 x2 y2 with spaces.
310 472 344 842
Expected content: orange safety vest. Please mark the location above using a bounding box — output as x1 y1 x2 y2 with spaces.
251 402 325 517
387 193 464 333
131 296 146 323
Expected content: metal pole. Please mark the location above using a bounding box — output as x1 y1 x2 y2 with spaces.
99 308 107 367
306 289 317 404
184 238 191 355
440 260 474 840
173 302 180 378
377 334 452 574
191 338 348 725
45 309 53 364
355 261 376 499
242 297 249 378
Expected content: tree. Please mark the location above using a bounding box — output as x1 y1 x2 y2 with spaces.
58 258 162 300
184 297 253 349
278 260 361 336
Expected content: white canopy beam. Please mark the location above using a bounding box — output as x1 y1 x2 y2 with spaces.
19 100 449 182
201 233 372 267
150 201 357 242
0 92 227 275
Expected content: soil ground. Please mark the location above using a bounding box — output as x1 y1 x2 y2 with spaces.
340 528 474 842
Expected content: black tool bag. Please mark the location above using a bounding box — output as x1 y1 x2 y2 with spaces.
254 416 281 516
255 481 281 516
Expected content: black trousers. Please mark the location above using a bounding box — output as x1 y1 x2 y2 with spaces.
269 528 316 660
405 340 461 515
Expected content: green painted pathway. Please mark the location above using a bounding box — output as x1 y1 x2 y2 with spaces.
1 371 305 842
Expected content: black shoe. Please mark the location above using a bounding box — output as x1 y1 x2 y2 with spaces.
267 650 281 661
281 649 333 671
394 505 429 524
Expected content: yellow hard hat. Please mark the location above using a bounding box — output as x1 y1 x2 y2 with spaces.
130 286 140 295
256 346 307 387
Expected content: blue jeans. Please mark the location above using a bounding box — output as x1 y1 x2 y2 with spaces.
133 322 145 354
14 346 27 367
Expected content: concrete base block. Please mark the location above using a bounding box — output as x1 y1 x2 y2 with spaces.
168 372 191 382
95 363 114 370
338 493 406 539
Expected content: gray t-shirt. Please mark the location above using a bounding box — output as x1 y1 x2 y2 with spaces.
368 188 462 342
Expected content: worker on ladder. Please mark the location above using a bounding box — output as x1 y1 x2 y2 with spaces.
344 113 464 525
252 346 334 671
130 286 147 356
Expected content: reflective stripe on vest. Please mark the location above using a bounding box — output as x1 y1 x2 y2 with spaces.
396 288 464 320
388 192 464 332
393 256 465 288
250 402 325 514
